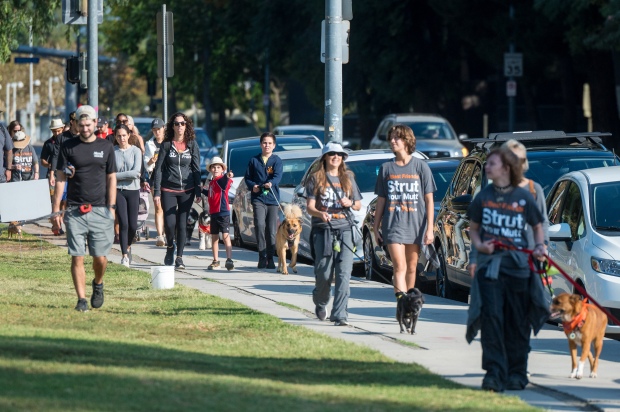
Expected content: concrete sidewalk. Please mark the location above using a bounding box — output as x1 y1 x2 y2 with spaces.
28 222 620 412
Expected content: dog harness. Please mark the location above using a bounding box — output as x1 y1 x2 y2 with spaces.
198 222 210 234
562 300 591 339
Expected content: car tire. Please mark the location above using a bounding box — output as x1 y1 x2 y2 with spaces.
233 215 244 248
435 246 456 300
363 232 379 281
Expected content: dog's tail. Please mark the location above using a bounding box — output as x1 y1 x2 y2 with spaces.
283 204 302 219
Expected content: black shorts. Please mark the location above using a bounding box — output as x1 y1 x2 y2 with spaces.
210 214 230 235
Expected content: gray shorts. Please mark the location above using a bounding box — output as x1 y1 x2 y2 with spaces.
64 206 115 257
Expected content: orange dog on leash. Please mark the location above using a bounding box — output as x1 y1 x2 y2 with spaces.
550 293 607 379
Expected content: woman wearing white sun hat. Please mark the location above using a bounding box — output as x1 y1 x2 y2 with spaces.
11 130 39 182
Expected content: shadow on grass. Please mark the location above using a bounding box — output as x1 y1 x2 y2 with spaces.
0 335 501 411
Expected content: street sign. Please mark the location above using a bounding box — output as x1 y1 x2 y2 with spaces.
504 53 523 77
61 0 103 25
157 45 174 78
506 80 517 97
14 57 39 64
320 20 350 64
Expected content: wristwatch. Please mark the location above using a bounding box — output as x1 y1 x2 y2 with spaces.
108 204 117 210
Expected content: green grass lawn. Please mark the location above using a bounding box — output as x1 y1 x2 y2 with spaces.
0 229 538 411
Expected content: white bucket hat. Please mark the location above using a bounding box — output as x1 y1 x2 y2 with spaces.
207 156 226 171
49 118 64 130
12 131 31 149
321 141 348 160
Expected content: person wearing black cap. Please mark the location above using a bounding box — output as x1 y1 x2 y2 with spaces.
96 116 113 142
145 118 166 246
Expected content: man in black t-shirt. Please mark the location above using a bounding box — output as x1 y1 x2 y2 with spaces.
52 105 117 312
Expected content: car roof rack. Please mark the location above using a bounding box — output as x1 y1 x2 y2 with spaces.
463 130 611 151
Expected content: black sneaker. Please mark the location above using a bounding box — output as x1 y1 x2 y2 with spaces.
91 281 104 309
175 257 185 269
315 306 326 321
257 256 267 269
506 376 527 391
266 257 276 269
75 298 89 312
225 258 234 271
164 246 174 266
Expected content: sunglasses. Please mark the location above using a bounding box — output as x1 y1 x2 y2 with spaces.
173 121 186 127
119 119 128 124
326 151 344 157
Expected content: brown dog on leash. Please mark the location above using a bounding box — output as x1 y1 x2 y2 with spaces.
276 204 302 275
7 222 22 239
550 293 607 379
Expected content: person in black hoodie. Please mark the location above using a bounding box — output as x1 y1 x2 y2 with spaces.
244 132 283 269
152 112 201 269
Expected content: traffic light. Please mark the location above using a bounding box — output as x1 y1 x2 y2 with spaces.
66 56 79 84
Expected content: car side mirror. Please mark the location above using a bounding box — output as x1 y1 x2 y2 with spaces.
378 134 387 141
452 194 472 210
549 222 573 250
458 133 468 141
295 186 306 198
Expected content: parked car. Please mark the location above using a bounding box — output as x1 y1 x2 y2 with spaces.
291 149 428 269
273 125 325 143
369 113 468 158
545 166 620 334
213 135 323 204
361 157 462 285
232 149 323 247
434 130 619 301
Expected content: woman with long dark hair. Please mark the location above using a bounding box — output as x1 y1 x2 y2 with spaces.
152 112 201 269
467 146 547 392
113 124 142 267
306 141 362 326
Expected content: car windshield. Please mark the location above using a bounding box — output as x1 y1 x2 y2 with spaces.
527 157 618 196
281 129 325 141
280 157 318 187
404 121 455 140
346 158 392 193
592 182 620 230
430 165 457 203
229 142 321 176
195 128 213 149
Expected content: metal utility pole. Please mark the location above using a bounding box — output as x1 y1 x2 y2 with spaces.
29 24 35 139
324 0 343 143
264 48 271 131
162 4 168 122
508 4 515 132
87 0 98 112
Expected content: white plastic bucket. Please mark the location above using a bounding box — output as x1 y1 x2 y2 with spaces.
151 266 175 289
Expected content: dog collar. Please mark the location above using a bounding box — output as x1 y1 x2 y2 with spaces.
562 302 589 337
198 223 210 233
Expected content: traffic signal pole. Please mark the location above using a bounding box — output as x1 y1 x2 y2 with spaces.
325 0 343 143
87 0 98 112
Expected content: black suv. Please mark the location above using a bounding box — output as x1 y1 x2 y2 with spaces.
433 130 619 301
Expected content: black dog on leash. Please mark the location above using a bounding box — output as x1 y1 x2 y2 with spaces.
396 288 424 334
186 208 200 246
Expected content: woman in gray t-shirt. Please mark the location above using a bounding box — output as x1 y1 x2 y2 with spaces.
305 142 362 326
373 124 436 300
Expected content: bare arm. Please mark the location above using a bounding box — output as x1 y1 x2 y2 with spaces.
106 172 117 211
373 196 386 244
5 150 12 181
424 192 434 245
307 198 330 222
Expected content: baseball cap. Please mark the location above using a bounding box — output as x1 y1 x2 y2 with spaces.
97 116 107 127
76 105 97 121
151 118 165 129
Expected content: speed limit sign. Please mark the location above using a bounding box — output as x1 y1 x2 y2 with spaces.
504 53 523 77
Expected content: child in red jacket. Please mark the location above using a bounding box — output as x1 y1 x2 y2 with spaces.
202 157 234 270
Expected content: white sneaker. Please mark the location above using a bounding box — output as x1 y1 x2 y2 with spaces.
198 233 206 250
121 256 130 267
156 235 165 247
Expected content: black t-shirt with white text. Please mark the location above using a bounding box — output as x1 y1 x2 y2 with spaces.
57 137 116 206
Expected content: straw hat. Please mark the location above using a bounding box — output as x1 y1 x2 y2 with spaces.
207 156 226 171
49 118 64 130
12 131 31 149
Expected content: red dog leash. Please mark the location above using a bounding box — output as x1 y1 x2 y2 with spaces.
490 240 620 327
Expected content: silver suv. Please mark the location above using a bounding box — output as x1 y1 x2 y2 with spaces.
369 113 468 158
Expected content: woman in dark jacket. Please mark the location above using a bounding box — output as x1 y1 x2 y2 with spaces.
152 112 201 269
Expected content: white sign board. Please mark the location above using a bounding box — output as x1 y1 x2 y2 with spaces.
321 20 350 64
506 80 517 97
504 53 523 77
0 180 52 222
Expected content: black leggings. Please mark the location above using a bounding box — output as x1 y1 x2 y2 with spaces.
161 190 194 256
116 189 140 255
